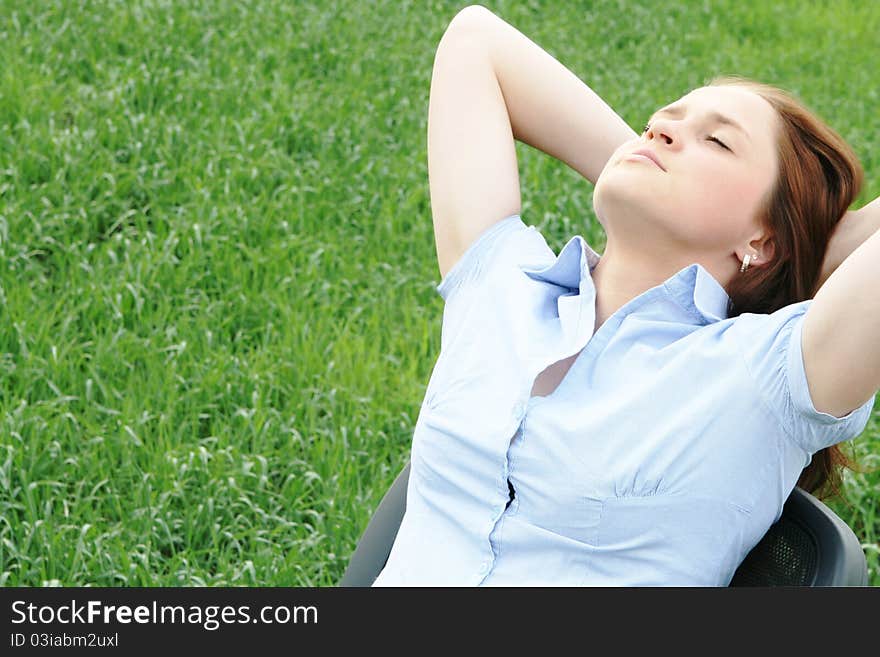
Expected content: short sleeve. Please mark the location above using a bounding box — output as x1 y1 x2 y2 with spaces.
432 213 555 354
734 300 876 454
435 213 541 302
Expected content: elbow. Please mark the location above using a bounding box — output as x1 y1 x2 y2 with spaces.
444 5 494 39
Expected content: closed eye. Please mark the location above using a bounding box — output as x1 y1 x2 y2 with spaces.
708 135 730 151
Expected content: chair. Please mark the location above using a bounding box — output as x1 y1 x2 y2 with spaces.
339 459 869 586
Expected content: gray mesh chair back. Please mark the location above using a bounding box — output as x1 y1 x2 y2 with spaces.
340 459 869 586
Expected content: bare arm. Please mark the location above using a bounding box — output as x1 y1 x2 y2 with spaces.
427 5 636 281
466 5 637 185
801 194 880 417
814 195 880 295
427 9 522 280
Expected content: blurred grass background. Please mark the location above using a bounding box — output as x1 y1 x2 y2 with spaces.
0 0 878 586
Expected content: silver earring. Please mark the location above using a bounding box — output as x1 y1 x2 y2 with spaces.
740 253 758 273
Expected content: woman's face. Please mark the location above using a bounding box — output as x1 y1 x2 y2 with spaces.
593 85 781 261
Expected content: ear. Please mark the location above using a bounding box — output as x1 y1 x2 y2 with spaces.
742 233 776 267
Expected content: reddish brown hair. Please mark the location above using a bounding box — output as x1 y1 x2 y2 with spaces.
706 74 874 502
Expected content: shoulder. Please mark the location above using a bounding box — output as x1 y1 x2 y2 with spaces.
727 301 875 453
435 214 553 301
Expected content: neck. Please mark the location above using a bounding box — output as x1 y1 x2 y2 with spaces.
589 240 732 332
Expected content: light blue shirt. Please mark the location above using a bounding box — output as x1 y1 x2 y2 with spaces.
371 214 876 586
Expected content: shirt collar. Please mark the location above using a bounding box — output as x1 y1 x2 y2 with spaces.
520 235 730 324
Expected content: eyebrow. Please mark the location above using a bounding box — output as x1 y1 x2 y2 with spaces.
651 103 752 142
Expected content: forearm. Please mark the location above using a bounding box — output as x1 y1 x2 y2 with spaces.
838 197 880 270
814 195 880 295
448 6 636 185
855 195 880 237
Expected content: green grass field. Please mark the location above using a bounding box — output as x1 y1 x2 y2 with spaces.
1 0 878 586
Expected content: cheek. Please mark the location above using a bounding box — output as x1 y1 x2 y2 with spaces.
682 168 766 239
717 170 769 217
689 160 762 206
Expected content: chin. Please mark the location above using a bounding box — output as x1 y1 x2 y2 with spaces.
593 173 634 225
594 178 675 237
592 180 609 230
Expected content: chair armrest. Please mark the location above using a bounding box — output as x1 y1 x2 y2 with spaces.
338 460 411 586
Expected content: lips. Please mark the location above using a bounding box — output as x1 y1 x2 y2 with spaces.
626 148 666 171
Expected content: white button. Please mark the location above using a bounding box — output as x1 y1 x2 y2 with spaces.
478 561 490 575
513 402 525 418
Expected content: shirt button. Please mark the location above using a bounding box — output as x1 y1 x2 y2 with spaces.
478 561 491 575
513 402 525 419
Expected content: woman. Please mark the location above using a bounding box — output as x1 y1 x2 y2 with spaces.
372 6 880 586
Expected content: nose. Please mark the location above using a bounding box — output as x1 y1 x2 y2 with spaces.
646 119 674 145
